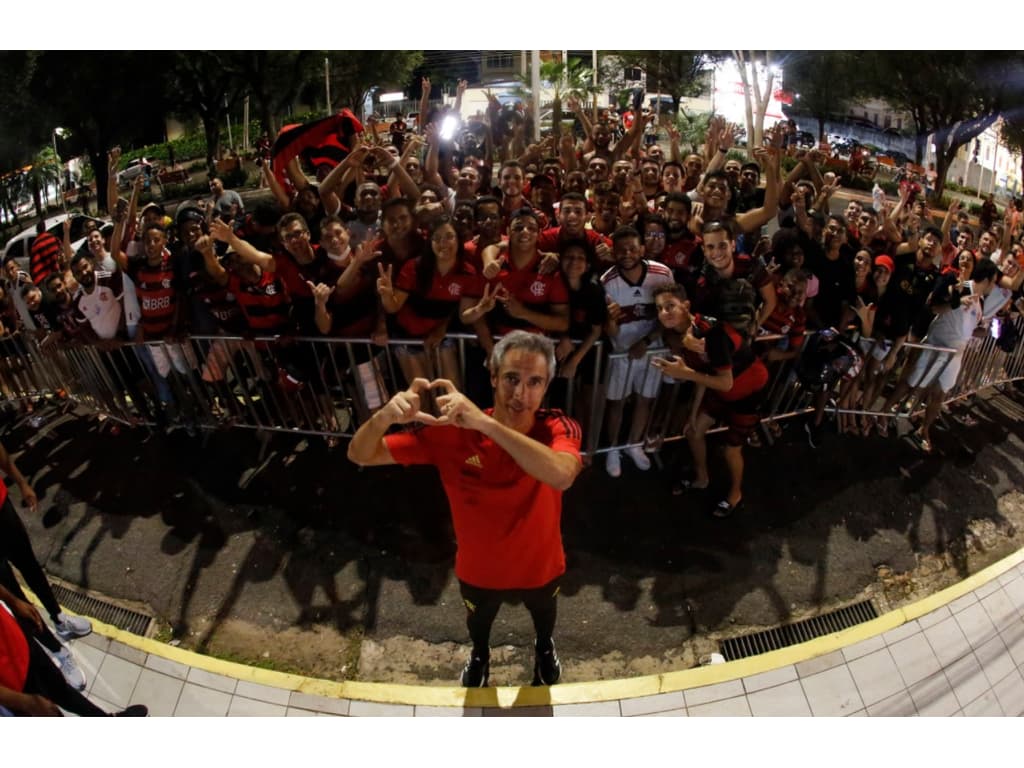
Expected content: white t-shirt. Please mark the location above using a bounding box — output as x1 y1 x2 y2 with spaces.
600 260 673 352
74 270 125 340
926 281 1012 349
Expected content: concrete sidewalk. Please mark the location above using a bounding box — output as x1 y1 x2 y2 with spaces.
57 548 1024 716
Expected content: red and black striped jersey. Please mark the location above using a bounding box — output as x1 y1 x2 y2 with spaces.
30 232 62 286
129 249 178 338
229 270 293 335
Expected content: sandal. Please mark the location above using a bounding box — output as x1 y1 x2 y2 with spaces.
875 418 889 438
672 479 709 496
912 431 934 454
712 497 743 518
860 418 875 437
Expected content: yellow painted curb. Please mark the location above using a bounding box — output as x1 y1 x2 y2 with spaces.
36 546 1024 709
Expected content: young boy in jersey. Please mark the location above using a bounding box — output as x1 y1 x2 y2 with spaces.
651 279 769 517
600 225 674 477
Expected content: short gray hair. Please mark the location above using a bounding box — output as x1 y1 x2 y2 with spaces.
489 331 557 383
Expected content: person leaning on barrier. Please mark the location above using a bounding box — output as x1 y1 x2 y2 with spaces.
347 331 582 688
600 225 673 478
878 258 1012 453
652 279 769 518
463 208 570 357
376 216 477 389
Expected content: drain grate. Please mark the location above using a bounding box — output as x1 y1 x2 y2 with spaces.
51 584 154 637
719 600 879 661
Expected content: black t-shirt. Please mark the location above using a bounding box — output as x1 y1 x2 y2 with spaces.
806 248 855 330
566 274 607 340
871 286 913 341
893 251 940 336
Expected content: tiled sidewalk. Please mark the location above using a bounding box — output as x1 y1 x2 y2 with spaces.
60 554 1024 717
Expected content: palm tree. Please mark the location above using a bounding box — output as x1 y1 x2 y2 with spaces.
23 146 61 221
516 57 599 138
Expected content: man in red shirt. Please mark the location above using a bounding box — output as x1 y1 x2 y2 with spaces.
347 331 582 688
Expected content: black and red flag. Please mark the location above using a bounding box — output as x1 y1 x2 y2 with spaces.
270 109 364 190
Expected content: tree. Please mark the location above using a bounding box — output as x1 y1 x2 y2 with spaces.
236 52 319 138
515 57 599 138
27 51 171 214
782 51 860 141
606 51 715 114
999 113 1024 195
328 51 424 121
861 51 1024 201
734 51 775 158
673 108 714 156
167 52 249 174
24 146 60 221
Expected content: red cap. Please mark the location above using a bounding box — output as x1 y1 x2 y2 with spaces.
874 255 895 273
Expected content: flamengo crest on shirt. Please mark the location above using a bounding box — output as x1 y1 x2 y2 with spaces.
530 280 546 297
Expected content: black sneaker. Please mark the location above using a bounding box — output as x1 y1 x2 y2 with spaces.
533 639 561 686
460 654 489 687
804 420 822 449
112 704 148 717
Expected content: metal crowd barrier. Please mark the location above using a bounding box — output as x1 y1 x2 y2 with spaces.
0 313 1022 458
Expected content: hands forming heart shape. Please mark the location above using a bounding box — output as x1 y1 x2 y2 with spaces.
387 377 482 429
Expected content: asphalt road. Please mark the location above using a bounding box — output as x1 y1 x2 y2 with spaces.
5 382 1024 684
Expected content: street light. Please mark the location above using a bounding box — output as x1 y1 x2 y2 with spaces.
52 126 71 214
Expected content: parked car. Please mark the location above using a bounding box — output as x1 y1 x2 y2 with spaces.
117 158 156 187
794 130 816 149
2 212 107 272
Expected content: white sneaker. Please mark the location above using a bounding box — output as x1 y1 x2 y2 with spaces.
49 646 86 691
625 445 651 471
605 450 622 478
54 612 92 641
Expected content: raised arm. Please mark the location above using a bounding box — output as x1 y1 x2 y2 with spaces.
422 124 447 191
320 145 369 203
285 156 309 192
262 162 290 209
347 378 438 466
941 198 960 250
106 147 121 215
109 200 130 272
418 77 431 132
434 379 581 490
567 96 593 143
453 79 468 116
736 146 780 234
374 146 420 200
209 218 275 272
196 234 229 287
611 111 647 163
558 133 577 173
60 217 74 267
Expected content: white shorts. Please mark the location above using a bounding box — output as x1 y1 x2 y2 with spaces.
907 347 963 393
860 337 893 362
605 354 663 400
146 341 193 378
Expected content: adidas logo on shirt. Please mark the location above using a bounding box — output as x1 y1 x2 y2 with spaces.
464 455 483 468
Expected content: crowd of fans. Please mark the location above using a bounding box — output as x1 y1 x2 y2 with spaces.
2 88 1023 509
